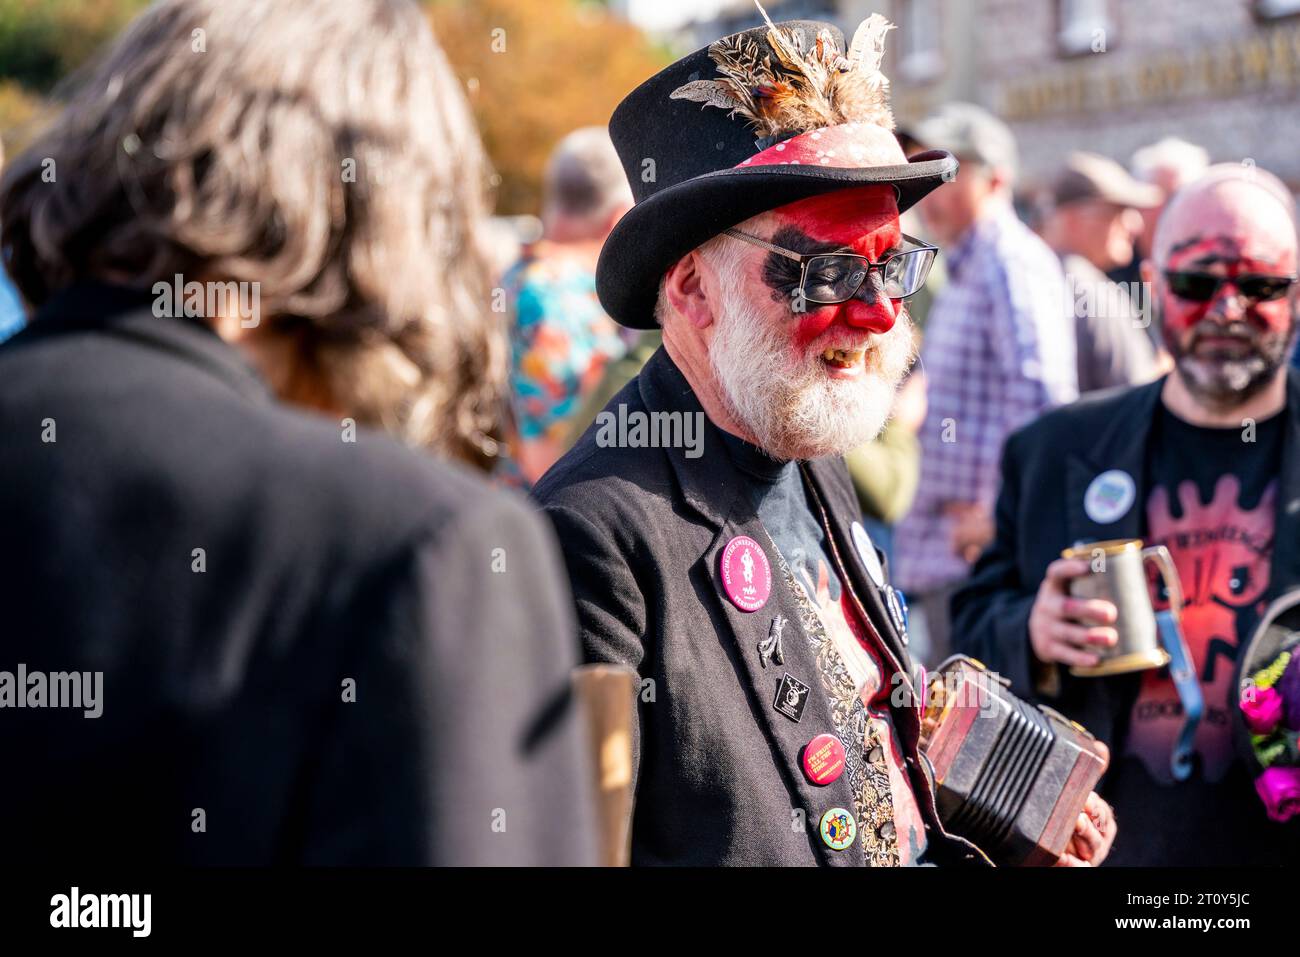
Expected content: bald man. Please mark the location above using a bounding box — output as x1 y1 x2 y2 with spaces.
954 164 1300 864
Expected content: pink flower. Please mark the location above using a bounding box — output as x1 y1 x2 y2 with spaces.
1256 767 1300 823
1241 684 1284 734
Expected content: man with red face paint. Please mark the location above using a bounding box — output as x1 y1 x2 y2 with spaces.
954 164 1300 865
534 13 1115 867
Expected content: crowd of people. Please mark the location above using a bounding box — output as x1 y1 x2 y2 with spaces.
1 0 1296 867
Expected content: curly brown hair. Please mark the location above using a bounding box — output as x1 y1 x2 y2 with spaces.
0 0 504 466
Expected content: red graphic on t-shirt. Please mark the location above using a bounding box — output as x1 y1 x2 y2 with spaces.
1126 474 1275 784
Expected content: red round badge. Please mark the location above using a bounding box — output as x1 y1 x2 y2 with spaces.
802 733 846 786
720 535 772 612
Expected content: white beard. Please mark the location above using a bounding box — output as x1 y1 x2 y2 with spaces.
706 250 914 461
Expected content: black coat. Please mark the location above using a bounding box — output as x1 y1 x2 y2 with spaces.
0 282 595 865
534 347 986 866
951 371 1300 862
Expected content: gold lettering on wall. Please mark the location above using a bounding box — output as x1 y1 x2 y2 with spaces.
1000 23 1300 120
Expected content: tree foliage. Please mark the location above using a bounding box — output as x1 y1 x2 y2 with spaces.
429 0 669 215
0 0 669 215
0 0 149 92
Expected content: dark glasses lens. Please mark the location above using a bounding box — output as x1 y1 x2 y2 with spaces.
1164 272 1220 301
1238 275 1297 301
801 248 935 304
1165 271 1297 303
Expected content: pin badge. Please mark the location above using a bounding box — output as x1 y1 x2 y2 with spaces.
720 535 772 612
819 807 857 851
1084 469 1136 525
758 615 786 668
886 585 907 639
802 733 846 786
851 521 885 588
773 672 810 722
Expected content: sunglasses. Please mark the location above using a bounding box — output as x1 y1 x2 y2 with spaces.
1163 270 1298 304
724 228 938 306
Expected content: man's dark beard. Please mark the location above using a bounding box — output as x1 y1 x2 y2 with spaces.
1159 305 1297 411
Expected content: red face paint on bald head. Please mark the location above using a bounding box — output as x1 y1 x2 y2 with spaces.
1159 185 1299 340
765 185 904 349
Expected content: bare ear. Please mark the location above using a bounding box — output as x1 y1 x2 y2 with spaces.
663 250 715 330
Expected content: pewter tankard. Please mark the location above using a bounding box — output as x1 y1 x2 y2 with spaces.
1061 538 1184 677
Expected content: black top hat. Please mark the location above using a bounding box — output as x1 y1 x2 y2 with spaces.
597 13 958 328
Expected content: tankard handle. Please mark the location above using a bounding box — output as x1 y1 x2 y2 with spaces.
1142 544 1183 619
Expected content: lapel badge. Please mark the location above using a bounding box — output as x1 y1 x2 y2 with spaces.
851 521 886 588
774 672 811 722
720 535 772 612
1084 469 1136 525
802 733 846 786
758 615 786 668
886 585 908 645
819 807 857 851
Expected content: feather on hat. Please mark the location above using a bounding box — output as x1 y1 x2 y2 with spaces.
670 1 895 147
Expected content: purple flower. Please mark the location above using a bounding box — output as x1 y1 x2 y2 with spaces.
1279 653 1300 732
1241 684 1284 734
1256 767 1300 823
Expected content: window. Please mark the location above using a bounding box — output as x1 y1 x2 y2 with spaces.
1256 0 1300 18
1058 0 1112 56
896 0 944 83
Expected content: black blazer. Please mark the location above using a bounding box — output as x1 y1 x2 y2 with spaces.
952 370 1300 751
534 347 986 866
0 282 595 865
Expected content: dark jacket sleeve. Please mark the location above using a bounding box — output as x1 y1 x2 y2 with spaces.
300 494 597 865
950 430 1042 699
541 502 648 789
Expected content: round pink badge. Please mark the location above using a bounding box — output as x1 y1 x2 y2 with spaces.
720 535 772 612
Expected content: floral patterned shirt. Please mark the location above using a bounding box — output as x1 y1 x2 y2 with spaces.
504 250 627 444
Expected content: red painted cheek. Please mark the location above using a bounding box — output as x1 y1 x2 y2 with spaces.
791 300 897 350
792 306 839 349
1162 298 1205 334
1254 300 1293 334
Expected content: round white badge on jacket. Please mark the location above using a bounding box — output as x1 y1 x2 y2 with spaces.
1084 469 1136 525
851 521 885 587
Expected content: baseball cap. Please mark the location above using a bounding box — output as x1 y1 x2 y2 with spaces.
908 102 1019 176
1049 151 1163 209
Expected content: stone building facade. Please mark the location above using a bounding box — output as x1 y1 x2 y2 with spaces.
675 0 1300 189
861 0 1300 191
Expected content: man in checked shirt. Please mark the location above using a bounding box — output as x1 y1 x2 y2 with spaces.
894 104 1079 665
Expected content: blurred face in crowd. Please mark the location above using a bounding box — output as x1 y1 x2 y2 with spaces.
917 159 1001 245
686 185 916 460
1050 200 1144 271
1148 179 1299 409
